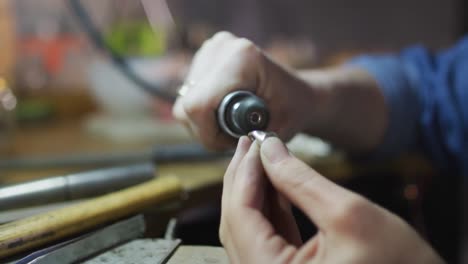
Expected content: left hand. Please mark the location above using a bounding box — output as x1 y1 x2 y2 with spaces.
219 136 444 264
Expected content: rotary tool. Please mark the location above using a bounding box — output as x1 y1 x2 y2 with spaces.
217 91 270 138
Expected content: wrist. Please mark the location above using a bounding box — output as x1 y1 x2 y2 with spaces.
260 56 333 140
297 66 388 153
279 68 335 138
295 68 343 136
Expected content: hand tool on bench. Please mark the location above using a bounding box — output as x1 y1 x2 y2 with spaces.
0 144 232 171
0 176 182 259
0 163 156 210
15 214 147 264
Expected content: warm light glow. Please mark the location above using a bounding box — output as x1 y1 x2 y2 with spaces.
0 78 6 92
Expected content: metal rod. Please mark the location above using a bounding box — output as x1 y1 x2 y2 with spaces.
0 144 233 171
0 163 156 210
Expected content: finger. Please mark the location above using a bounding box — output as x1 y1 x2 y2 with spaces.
181 39 261 150
219 136 251 263
172 98 199 138
230 141 266 208
229 207 296 264
269 189 302 247
179 68 240 150
184 31 241 107
172 97 223 147
260 137 352 230
181 32 237 104
185 31 237 83
174 94 233 149
172 97 190 126
181 86 234 150
292 234 322 262
226 142 297 262
221 137 251 231
180 71 249 150
224 136 252 190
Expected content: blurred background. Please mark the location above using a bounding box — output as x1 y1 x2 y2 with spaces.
0 0 466 262
1 0 464 156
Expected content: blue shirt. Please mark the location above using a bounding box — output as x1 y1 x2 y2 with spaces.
350 36 468 175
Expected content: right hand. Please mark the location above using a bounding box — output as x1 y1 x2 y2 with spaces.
172 31 327 150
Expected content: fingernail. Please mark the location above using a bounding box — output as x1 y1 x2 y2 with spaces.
261 137 289 163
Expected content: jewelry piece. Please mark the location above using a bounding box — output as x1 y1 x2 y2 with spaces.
248 130 277 146
177 81 196 97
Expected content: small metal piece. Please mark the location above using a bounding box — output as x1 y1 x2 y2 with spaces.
217 91 269 138
248 130 278 146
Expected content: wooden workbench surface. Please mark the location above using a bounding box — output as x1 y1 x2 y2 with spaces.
1 119 212 183
2 119 433 187
0 118 436 261
0 120 230 257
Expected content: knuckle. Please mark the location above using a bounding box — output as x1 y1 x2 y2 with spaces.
172 102 185 121
199 38 213 49
331 196 375 232
337 196 367 220
235 37 254 47
183 98 204 117
212 31 235 42
232 39 263 69
234 38 258 54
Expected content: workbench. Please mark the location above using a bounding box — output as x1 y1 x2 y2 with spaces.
0 119 439 262
0 120 229 259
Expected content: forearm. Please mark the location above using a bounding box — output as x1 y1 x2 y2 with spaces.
296 67 388 153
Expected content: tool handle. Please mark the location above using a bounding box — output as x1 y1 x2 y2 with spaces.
217 91 269 138
0 163 156 210
0 176 182 259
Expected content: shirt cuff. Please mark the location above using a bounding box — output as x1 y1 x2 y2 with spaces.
347 55 421 158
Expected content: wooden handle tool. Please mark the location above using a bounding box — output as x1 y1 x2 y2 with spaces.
0 176 183 259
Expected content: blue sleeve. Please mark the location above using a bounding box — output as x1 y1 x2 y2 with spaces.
349 36 468 174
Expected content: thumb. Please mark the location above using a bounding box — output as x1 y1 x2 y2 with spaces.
260 137 349 229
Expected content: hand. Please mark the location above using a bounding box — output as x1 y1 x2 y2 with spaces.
172 31 328 150
220 136 445 264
